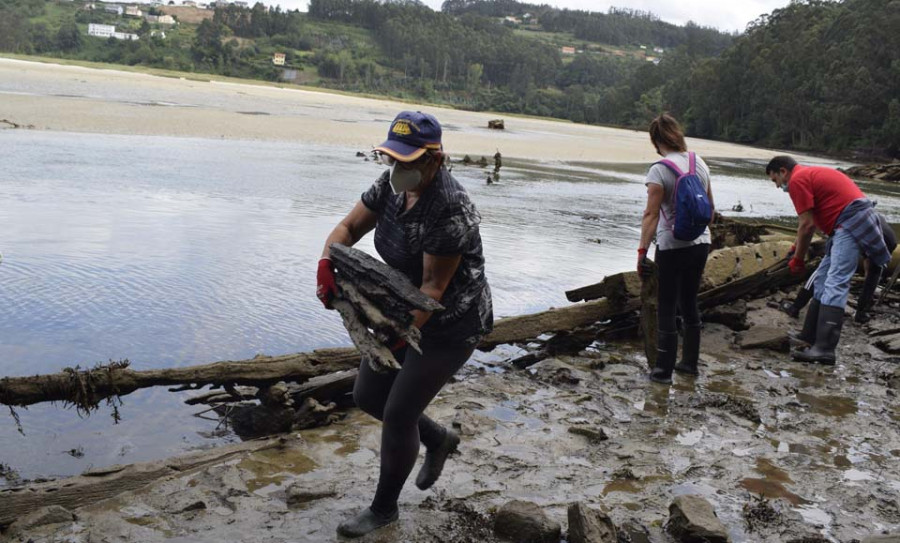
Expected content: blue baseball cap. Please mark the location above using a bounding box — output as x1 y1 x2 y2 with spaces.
374 111 442 162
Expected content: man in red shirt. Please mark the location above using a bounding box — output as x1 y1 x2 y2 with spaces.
767 156 891 364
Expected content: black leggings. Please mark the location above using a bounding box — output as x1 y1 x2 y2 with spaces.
352 340 475 515
656 244 709 333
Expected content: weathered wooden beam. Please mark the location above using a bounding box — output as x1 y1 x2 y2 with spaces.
0 349 359 409
290 370 357 405
697 260 813 309
336 277 422 353
329 243 443 313
640 262 659 370
480 298 642 351
0 435 287 528
184 386 258 406
566 241 793 303
331 299 400 373
566 270 642 305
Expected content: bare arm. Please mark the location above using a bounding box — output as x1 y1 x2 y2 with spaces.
793 210 816 260
707 178 715 216
639 184 665 251
411 253 463 329
320 201 378 259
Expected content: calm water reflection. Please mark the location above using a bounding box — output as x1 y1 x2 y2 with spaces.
1 130 898 480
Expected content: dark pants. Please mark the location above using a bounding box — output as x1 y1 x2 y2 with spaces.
352 340 475 515
656 244 709 333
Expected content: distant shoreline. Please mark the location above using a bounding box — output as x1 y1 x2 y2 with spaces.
0 55 830 166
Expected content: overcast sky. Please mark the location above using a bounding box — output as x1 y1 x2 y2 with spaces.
269 0 793 32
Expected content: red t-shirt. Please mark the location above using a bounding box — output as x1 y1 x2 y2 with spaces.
788 165 864 235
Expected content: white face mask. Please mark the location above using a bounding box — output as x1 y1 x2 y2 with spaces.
781 181 790 193
389 163 422 194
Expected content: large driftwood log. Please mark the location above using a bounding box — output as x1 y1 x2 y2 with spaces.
2 297 638 410
0 435 287 528
0 349 359 409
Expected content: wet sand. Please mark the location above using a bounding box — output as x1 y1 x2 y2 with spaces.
0 57 809 164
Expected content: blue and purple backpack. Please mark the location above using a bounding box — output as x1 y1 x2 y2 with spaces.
656 152 712 241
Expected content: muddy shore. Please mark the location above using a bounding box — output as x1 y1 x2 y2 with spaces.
6 293 899 543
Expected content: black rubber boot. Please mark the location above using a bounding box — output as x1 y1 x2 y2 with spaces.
415 428 460 490
674 324 701 376
789 298 820 346
649 331 678 384
792 304 844 365
337 507 399 538
783 287 813 318
855 264 884 324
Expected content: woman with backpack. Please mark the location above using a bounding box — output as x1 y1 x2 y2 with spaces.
637 113 714 384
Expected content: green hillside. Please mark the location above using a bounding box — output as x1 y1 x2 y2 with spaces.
1 0 897 158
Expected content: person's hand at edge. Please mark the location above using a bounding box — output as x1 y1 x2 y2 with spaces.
788 256 805 276
316 258 338 309
637 248 654 279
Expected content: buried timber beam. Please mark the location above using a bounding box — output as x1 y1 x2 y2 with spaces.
0 436 287 528
565 241 794 303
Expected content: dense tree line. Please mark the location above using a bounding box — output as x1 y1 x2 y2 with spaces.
663 0 900 157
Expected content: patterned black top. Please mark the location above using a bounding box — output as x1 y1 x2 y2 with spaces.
361 167 493 346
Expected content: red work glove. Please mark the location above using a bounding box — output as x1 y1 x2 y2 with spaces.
786 244 796 260
637 248 653 279
316 258 338 309
788 256 805 276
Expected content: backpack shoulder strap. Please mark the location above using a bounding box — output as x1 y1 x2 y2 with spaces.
688 152 697 175
654 159 684 177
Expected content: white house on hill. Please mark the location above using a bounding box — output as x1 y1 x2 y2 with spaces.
88 23 115 38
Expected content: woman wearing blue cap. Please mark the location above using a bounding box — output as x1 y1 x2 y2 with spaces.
316 111 493 538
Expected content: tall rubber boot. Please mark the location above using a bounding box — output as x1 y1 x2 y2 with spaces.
674 324 702 376
782 287 813 318
789 298 820 346
649 331 678 384
854 264 884 324
792 304 844 365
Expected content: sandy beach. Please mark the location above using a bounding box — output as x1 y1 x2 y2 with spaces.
0 57 808 164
